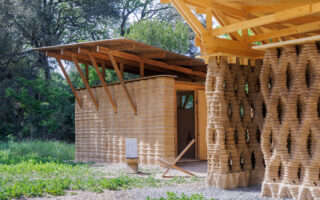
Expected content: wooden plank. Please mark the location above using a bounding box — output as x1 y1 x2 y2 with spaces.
56 58 82 108
197 89 207 160
87 52 117 113
140 58 144 77
252 35 320 50
72 56 99 110
108 52 137 115
248 20 320 43
97 46 206 77
212 2 320 37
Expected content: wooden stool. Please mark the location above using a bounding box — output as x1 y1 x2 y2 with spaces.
125 138 138 174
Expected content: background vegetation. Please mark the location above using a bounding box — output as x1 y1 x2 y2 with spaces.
0 0 200 141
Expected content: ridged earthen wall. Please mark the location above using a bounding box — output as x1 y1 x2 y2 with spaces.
261 43 320 200
75 76 176 165
205 57 265 189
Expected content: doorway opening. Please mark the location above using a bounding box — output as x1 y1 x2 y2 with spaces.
176 91 196 160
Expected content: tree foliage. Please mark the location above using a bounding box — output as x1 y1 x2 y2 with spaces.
125 19 190 54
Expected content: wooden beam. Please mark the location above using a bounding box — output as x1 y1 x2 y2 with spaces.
140 58 144 77
212 2 320 37
56 58 82 108
252 35 320 50
85 64 89 82
108 52 137 115
141 51 166 59
97 46 206 77
169 0 206 37
201 36 264 58
212 9 242 41
87 52 117 113
248 20 320 43
72 56 99 110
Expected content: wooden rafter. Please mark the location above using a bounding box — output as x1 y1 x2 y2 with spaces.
108 52 137 115
96 46 206 77
72 56 99 111
56 58 82 108
169 0 206 37
248 20 320 43
252 35 320 50
212 2 320 37
87 52 117 113
211 9 242 41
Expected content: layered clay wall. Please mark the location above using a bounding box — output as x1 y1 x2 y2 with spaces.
261 43 320 200
75 76 176 165
206 57 265 189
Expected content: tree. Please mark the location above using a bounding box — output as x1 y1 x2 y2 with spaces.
116 0 171 36
125 19 190 54
0 0 119 79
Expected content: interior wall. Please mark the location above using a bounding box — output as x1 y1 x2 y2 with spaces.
206 56 264 189
74 76 176 165
261 43 320 200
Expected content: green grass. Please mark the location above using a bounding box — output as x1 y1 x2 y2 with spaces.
0 140 202 200
0 140 74 164
147 192 214 200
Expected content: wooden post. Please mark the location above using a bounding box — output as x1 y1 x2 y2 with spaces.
56 58 82 108
87 52 117 113
140 58 144 77
108 52 137 115
102 62 106 82
85 64 89 82
120 61 124 78
72 56 99 110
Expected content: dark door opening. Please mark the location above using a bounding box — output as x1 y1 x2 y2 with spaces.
177 91 195 159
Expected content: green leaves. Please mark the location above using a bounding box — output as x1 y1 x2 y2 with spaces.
125 19 190 54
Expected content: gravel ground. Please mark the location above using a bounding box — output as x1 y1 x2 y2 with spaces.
27 162 289 200
29 182 282 200
113 182 276 200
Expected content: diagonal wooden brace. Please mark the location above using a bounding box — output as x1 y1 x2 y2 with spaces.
56 58 82 108
72 55 99 111
87 52 117 113
160 139 196 178
108 52 137 115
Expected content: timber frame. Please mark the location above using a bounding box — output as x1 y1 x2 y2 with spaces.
161 0 320 63
34 38 206 114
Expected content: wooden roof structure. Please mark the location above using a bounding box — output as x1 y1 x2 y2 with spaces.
34 38 206 114
161 0 320 62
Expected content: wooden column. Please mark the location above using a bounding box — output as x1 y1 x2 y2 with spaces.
72 56 99 110
56 58 82 108
108 52 137 115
